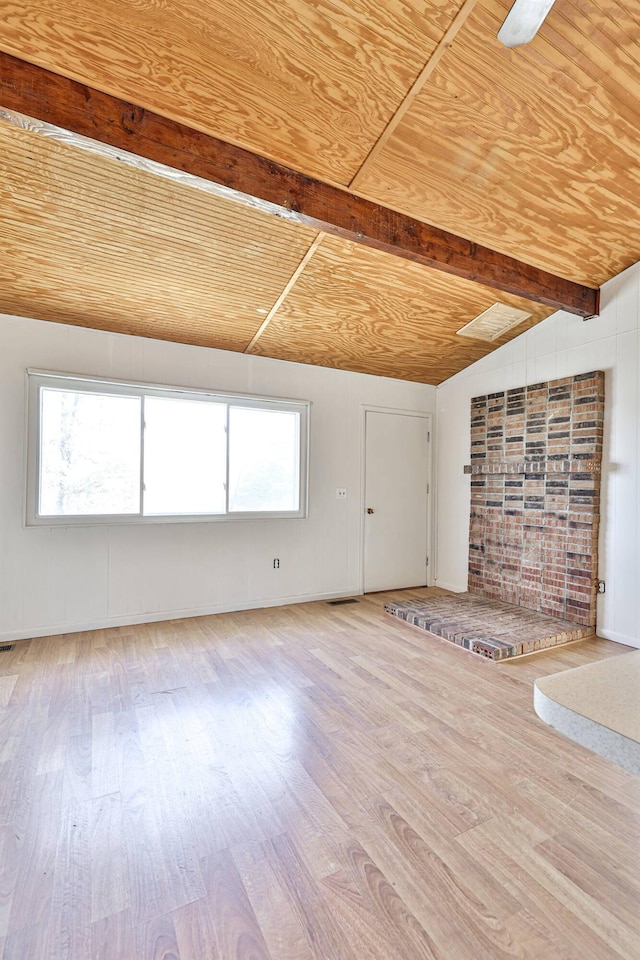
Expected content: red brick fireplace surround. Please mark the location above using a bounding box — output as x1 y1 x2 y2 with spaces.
385 371 605 661
466 371 605 628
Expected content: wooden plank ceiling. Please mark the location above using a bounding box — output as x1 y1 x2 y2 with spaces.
250 237 551 381
1 0 639 383
0 121 318 349
353 0 640 286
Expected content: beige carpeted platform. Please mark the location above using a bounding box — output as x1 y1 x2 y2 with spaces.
535 649 640 774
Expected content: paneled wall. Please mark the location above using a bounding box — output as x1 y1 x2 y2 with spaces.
0 313 435 641
466 372 604 627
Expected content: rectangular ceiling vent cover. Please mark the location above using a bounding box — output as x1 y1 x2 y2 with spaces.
456 303 532 342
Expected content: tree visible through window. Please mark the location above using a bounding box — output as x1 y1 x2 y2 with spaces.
29 373 308 523
39 389 141 515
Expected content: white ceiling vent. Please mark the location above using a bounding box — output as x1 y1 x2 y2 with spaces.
456 302 532 342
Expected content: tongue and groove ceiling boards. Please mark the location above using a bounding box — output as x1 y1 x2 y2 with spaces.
0 0 639 384
0 120 319 350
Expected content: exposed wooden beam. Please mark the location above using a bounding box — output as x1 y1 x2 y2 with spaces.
0 52 598 318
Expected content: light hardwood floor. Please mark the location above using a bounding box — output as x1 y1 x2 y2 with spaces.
0 587 638 959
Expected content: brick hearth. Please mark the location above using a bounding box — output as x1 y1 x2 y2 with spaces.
385 594 593 661
386 371 605 660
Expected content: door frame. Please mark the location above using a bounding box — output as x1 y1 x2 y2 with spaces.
359 405 434 595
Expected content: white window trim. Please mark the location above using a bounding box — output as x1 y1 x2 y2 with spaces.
26 369 310 526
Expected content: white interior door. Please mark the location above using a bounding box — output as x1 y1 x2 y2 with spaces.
363 410 431 593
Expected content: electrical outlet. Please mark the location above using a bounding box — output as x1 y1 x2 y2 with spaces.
273 558 280 569
336 487 347 500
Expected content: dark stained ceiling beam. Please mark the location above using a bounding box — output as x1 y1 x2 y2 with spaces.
0 52 598 318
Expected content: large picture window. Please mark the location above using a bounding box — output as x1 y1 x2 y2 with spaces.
27 371 309 524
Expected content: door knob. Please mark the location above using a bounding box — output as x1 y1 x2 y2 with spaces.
366 507 375 514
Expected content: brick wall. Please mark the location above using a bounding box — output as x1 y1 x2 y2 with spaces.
465 371 604 627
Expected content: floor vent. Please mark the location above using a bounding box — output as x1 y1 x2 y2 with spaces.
0 644 15 652
327 598 359 606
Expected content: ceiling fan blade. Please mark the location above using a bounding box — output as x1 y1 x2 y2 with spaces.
497 0 557 48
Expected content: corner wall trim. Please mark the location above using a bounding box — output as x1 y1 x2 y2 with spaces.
433 580 467 593
596 627 640 649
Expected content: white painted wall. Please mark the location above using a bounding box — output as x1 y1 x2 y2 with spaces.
0 313 436 641
435 263 640 649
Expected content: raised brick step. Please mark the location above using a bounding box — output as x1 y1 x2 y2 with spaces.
385 593 593 661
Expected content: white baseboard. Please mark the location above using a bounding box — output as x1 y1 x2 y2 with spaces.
0 589 362 643
434 580 467 593
597 627 640 649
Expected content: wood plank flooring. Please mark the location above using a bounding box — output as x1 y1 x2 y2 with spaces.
0 587 638 959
